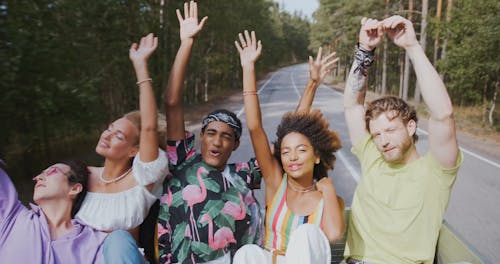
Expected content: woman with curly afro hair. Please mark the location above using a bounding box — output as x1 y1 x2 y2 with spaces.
233 30 344 264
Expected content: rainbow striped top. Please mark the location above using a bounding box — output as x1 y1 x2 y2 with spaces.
264 175 324 251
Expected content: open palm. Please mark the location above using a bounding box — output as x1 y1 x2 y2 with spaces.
235 30 262 67
309 47 339 82
176 1 208 41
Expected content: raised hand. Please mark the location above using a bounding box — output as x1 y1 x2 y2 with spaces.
316 177 336 195
235 30 262 68
129 33 158 66
382 15 418 49
309 47 339 83
359 17 384 51
176 1 208 41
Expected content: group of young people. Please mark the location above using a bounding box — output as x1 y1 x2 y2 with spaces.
0 1 461 264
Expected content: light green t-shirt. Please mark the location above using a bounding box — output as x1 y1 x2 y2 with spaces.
345 134 463 264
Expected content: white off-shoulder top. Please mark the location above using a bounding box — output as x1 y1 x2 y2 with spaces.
76 149 169 231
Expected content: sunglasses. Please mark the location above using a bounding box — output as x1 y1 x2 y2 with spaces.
33 166 70 181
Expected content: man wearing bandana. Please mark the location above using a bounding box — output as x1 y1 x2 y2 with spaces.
157 2 262 263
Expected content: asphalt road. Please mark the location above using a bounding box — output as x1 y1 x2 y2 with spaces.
196 63 499 263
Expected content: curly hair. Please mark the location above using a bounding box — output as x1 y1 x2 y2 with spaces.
365 96 419 142
273 109 342 180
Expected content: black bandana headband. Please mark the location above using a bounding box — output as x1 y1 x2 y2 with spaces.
201 111 242 140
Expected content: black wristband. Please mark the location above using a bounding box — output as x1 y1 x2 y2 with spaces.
353 43 376 76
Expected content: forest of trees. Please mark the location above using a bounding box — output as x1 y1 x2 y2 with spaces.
1 0 498 196
310 0 499 121
0 0 310 190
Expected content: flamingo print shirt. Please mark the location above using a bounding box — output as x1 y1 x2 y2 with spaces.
158 132 262 264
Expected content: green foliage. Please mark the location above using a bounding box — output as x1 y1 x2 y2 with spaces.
0 0 310 190
438 0 500 105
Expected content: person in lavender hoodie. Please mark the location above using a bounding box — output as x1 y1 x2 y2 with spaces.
0 159 107 263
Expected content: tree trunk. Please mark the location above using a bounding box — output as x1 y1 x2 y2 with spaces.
441 0 453 62
433 0 443 65
381 0 389 95
399 54 405 98
204 69 208 102
402 0 414 101
414 0 428 105
489 86 498 127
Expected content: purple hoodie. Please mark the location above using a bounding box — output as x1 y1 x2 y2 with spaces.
0 167 107 263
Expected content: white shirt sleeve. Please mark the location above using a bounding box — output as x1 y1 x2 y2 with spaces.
132 148 169 190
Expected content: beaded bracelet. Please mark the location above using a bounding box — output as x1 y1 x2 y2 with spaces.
136 78 153 85
353 43 375 76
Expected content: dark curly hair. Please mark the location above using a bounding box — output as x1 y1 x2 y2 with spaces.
365 96 419 142
273 109 342 180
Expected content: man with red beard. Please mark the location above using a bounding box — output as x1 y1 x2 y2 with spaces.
343 16 462 263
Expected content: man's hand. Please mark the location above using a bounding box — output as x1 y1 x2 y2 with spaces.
359 17 384 51
382 15 419 49
176 1 208 42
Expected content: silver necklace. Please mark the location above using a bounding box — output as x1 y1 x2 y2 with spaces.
287 178 316 193
99 167 132 184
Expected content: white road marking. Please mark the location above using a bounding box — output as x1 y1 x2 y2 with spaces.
337 150 361 183
290 70 302 98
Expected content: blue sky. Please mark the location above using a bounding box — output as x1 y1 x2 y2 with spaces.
274 0 319 20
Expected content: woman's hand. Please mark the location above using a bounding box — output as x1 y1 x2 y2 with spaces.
309 47 339 83
316 177 336 194
235 30 262 68
129 33 158 67
176 1 208 42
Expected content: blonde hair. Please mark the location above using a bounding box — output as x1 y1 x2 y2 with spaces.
123 110 167 149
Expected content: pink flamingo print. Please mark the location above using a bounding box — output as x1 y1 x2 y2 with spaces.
160 186 173 206
221 193 246 220
200 213 236 250
236 163 249 171
184 224 192 239
245 191 256 205
158 223 169 237
182 166 208 241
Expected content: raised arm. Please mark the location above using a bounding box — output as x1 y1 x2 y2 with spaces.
235 31 282 202
165 1 208 140
129 33 159 162
344 18 384 146
383 16 458 167
296 47 338 113
0 165 20 222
